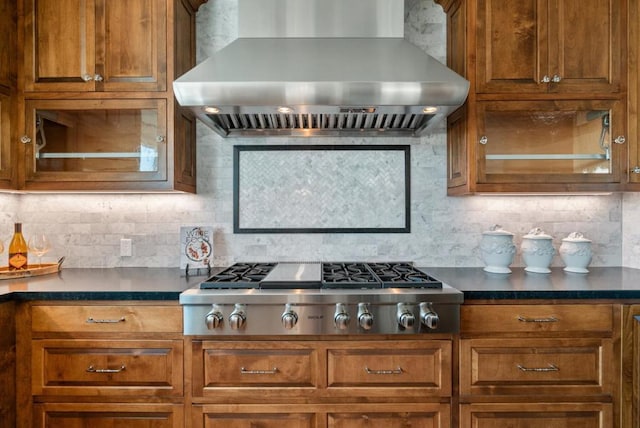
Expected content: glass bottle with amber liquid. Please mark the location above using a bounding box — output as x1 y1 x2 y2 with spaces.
8 223 28 270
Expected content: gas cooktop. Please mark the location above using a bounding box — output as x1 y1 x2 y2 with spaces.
199 262 443 290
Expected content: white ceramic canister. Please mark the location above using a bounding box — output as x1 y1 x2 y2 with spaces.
480 225 516 274
559 232 593 274
521 227 555 274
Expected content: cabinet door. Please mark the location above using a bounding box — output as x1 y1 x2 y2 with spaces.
22 99 170 191
550 0 622 94
23 0 167 92
476 0 549 93
24 0 97 92
98 0 167 91
0 0 16 90
476 100 625 188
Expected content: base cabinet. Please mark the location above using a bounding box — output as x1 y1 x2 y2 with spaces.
34 403 183 428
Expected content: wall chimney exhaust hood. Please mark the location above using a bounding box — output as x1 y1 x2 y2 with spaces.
173 0 469 138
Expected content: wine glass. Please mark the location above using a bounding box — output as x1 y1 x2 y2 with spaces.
28 234 50 266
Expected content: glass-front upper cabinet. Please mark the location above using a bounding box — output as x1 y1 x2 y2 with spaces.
476 100 625 189
21 99 167 190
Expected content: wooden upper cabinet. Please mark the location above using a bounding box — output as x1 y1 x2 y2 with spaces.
24 0 167 92
476 0 622 95
0 0 16 91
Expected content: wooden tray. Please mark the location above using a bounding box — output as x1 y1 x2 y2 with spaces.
0 258 64 280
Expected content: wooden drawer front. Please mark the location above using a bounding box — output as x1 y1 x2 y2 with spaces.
461 304 613 335
460 403 612 428
194 341 318 394
199 412 316 428
327 341 451 395
328 403 450 428
32 339 183 396
460 338 614 396
31 304 182 333
33 403 183 428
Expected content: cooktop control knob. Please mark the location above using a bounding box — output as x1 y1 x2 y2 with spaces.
397 303 415 329
281 304 298 330
357 303 374 330
420 302 439 330
228 304 247 330
334 303 351 330
205 305 224 330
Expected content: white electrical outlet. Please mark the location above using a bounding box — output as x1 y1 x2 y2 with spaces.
120 238 133 257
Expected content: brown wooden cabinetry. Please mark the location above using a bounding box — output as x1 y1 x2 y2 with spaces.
17 302 185 428
188 339 452 428
0 302 16 428
15 0 204 192
0 0 16 190
437 0 628 194
459 303 620 428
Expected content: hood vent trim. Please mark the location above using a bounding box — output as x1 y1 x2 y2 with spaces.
207 112 434 137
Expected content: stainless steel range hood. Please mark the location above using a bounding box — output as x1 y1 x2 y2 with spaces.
173 0 469 138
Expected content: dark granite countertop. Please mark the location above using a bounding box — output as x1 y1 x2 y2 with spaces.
2 266 640 303
0 268 206 302
423 266 640 300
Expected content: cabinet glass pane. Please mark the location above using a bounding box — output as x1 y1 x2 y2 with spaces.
34 109 160 173
483 109 612 175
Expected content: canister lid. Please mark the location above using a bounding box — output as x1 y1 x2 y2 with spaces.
523 227 553 240
562 232 591 243
482 224 514 236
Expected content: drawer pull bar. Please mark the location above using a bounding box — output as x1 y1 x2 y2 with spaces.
240 367 279 375
517 364 559 372
86 316 126 324
364 366 403 375
517 315 558 323
86 364 126 374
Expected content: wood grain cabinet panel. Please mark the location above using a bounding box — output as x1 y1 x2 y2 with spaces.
31 304 182 334
32 339 183 396
33 403 183 428
23 0 166 92
461 304 613 336
327 341 451 395
460 402 613 428
460 338 614 396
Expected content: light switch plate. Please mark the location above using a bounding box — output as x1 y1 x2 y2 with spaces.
120 238 132 257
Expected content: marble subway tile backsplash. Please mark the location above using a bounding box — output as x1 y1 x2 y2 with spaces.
0 0 633 269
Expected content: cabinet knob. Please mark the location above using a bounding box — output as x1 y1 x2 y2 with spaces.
632 166 640 174
614 135 626 145
552 74 562 83
479 136 488 145
94 74 104 82
156 136 166 143
81 74 93 82
20 135 32 144
540 75 551 83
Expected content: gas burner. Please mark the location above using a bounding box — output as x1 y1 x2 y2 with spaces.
322 262 381 289
367 262 442 288
200 263 276 289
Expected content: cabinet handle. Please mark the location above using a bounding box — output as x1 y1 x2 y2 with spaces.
517 315 558 323
552 74 562 83
86 364 126 374
540 75 551 83
614 136 626 145
240 367 279 375
20 135 32 144
517 363 559 372
81 74 93 82
479 135 488 145
156 135 166 143
86 316 126 324
94 74 104 82
364 366 403 375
